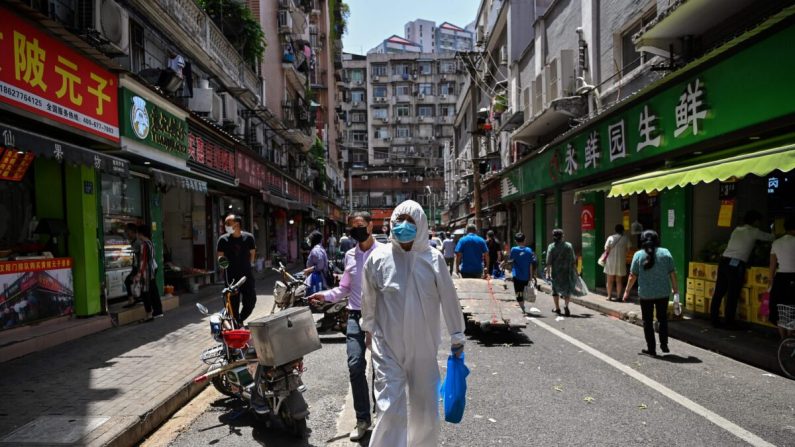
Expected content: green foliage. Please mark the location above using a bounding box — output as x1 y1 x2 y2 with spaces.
329 0 350 39
198 0 267 67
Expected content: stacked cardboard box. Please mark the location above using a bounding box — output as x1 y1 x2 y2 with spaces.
687 262 770 326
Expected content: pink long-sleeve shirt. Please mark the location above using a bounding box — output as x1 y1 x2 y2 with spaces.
321 240 381 310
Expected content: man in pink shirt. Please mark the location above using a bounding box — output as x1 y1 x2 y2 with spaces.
308 211 381 441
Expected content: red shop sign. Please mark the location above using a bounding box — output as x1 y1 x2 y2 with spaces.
236 151 266 189
581 204 596 231
188 132 235 176
0 7 119 142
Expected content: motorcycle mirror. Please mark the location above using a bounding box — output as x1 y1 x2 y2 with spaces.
196 303 210 315
217 256 230 270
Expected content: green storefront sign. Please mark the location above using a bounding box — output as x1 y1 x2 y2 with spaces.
506 22 795 199
119 87 189 158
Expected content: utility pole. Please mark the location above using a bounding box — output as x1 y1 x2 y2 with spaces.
470 81 482 231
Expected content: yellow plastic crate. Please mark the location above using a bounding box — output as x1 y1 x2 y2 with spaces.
689 262 706 279
747 267 771 288
703 280 716 299
703 263 719 281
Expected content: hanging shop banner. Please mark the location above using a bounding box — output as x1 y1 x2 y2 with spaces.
119 86 188 158
0 258 74 331
581 204 596 231
265 170 283 195
0 122 129 176
236 151 266 189
512 23 795 197
187 128 236 182
0 147 35 181
0 8 119 142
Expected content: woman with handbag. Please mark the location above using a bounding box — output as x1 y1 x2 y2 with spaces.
602 224 630 301
623 230 678 356
137 224 163 321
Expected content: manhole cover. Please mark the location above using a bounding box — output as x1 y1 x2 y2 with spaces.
1 416 110 444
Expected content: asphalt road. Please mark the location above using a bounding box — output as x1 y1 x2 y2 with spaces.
145 287 795 447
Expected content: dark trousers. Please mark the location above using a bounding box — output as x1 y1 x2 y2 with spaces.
346 312 371 423
445 257 454 274
461 271 482 279
711 257 746 325
124 268 139 299
640 298 668 351
142 270 163 315
231 275 257 324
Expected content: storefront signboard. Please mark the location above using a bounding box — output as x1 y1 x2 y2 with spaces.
512 24 795 197
187 128 235 179
119 87 188 159
0 258 74 331
236 151 266 189
0 147 35 181
581 204 596 231
0 8 120 142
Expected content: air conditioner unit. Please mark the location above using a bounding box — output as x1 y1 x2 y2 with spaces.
396 117 402 123
440 94 447 99
88 0 130 55
545 60 558 102
188 81 213 113
412 74 418 80
361 175 369 180
346 122 352 127
416 176 423 181
418 94 425 100
233 117 245 136
533 74 543 116
499 45 508 65
418 116 424 121
220 92 238 123
373 75 380 81
356 80 363 85
352 101 360 107
558 49 576 97
401 177 409 183
210 93 223 123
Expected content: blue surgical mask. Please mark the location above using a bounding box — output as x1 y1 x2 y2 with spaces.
391 221 417 243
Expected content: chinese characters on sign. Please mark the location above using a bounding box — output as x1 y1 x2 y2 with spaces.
0 8 119 141
188 132 235 176
0 147 35 181
674 78 707 138
236 151 266 189
584 130 600 168
608 121 626 162
637 105 661 151
564 143 577 175
120 88 188 158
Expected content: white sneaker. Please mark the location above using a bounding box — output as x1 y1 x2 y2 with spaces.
349 420 370 441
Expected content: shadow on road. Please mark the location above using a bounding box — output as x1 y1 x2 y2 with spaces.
468 327 533 347
656 354 703 364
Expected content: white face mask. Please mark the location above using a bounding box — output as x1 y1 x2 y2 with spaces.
225 225 234 234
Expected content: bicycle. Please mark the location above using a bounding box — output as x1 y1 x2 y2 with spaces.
776 304 795 379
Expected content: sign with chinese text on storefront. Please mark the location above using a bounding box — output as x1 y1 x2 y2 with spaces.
0 146 35 181
187 128 235 179
236 151 266 189
119 86 188 158
581 204 596 231
0 7 120 142
508 23 795 198
0 258 73 331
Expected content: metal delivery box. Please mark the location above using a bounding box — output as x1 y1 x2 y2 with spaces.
248 307 321 366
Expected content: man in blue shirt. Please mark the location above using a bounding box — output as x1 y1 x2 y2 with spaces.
510 232 537 313
455 224 489 278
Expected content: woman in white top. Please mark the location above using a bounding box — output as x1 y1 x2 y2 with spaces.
604 224 630 301
769 216 795 339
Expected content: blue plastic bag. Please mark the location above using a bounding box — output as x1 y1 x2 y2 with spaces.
441 352 469 423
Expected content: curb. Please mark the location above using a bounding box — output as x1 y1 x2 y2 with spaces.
105 368 208 447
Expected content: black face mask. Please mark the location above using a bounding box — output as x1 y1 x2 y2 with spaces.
350 226 370 243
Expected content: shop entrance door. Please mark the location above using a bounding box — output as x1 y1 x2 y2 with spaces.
636 192 661 242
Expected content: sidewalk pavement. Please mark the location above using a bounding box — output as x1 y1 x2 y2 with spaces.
0 267 291 447
537 282 784 375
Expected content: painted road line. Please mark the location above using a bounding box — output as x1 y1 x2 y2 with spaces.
529 317 776 447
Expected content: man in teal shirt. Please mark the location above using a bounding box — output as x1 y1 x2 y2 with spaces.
455 225 489 278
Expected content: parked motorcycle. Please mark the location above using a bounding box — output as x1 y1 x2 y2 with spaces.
271 262 348 334
193 257 318 438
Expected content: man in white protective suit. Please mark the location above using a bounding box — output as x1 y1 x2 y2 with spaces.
362 200 466 447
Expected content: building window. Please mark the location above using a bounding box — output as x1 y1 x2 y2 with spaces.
130 20 145 73
418 105 434 117
371 64 387 76
393 64 410 75
395 84 411 96
396 105 410 117
618 7 656 75
375 127 390 139
350 69 364 82
440 105 455 116
351 131 367 142
418 83 433 95
351 112 366 123
351 151 367 163
439 82 455 95
396 127 411 138
439 61 456 74
351 90 365 102
372 108 388 119
418 62 432 75
373 85 387 97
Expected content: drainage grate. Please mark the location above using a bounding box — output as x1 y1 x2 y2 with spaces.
0 416 110 445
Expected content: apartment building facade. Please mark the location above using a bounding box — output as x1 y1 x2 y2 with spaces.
449 0 795 314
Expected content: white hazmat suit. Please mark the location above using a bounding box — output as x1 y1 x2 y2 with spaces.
362 200 466 447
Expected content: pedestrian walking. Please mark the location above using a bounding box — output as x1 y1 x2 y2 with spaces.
486 230 503 276
328 233 338 262
442 232 456 274
304 231 329 294
122 223 142 308
623 230 679 356
362 200 465 447
603 224 630 301
455 224 489 278
769 216 795 339
307 212 381 441
509 232 536 314
339 232 355 254
137 224 163 321
711 210 774 328
216 214 257 325
546 229 576 316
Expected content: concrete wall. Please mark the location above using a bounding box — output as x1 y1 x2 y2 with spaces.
544 0 580 67
508 0 536 64
259 0 286 120
598 0 655 91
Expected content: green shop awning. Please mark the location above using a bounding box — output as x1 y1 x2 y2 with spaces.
608 144 795 198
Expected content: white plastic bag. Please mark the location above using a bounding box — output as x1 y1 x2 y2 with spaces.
524 283 537 303
673 293 682 316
